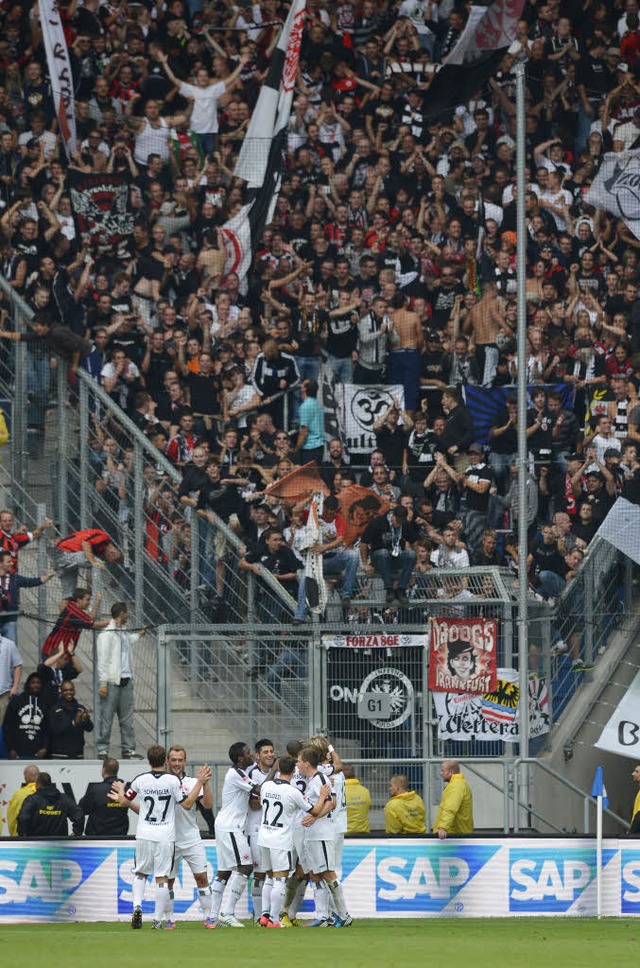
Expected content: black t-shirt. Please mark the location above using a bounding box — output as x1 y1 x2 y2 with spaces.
362 512 417 552
375 425 409 472
529 537 567 577
244 545 300 596
326 310 358 358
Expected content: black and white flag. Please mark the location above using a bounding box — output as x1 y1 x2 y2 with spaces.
67 171 134 254
222 0 306 282
586 151 640 240
423 0 524 123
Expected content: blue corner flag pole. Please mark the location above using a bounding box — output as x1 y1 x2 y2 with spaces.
591 766 608 918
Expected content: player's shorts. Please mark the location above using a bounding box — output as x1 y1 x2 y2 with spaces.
134 838 175 878
305 839 336 875
292 826 309 873
248 832 263 870
259 846 293 874
216 829 251 871
170 840 208 878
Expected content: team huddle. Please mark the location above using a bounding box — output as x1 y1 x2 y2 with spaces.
110 735 351 930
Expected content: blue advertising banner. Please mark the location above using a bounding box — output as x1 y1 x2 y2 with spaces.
0 838 637 921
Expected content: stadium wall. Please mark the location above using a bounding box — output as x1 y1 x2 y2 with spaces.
0 838 639 921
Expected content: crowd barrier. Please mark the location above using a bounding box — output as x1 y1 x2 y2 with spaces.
1 837 639 921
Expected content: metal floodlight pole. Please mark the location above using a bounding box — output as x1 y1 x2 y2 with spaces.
516 64 530 786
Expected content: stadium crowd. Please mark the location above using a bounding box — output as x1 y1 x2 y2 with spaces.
1 0 640 679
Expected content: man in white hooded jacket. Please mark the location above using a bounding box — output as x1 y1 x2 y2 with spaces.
96 601 145 760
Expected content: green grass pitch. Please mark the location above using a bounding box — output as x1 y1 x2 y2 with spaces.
0 919 638 967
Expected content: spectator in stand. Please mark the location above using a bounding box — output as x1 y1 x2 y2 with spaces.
441 387 476 471
51 529 122 601
354 296 398 383
0 509 53 574
0 552 55 644
41 588 108 660
361 506 417 606
96 602 145 761
293 495 359 621
49 681 94 759
2 672 50 760
294 379 325 465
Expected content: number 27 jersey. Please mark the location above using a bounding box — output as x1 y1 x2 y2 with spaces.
126 771 183 842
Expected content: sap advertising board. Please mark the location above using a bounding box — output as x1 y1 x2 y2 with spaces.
2 839 640 920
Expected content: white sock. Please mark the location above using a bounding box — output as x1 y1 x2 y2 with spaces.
251 878 264 919
288 878 308 918
132 875 146 910
210 878 226 920
166 889 175 920
221 871 248 916
198 885 213 919
154 883 170 921
328 879 348 920
269 877 286 924
262 876 273 916
283 874 298 912
313 881 329 920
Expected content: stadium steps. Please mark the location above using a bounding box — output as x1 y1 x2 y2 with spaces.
529 602 640 834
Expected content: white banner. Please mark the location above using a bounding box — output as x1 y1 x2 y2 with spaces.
336 384 405 455
322 632 429 649
585 151 640 240
597 497 640 566
595 669 640 759
433 669 550 742
0 838 637 920
41 0 77 156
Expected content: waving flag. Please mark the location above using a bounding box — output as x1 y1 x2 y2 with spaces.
423 0 524 123
586 151 640 240
222 0 307 282
40 0 77 158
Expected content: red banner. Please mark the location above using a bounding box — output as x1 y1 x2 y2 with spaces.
337 484 389 547
428 617 498 694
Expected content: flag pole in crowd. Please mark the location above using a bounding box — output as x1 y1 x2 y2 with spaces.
515 62 530 773
221 0 307 285
40 0 77 159
591 766 608 919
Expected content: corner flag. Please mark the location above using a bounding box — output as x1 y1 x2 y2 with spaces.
591 766 609 809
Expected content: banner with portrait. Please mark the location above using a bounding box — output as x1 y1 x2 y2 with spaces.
428 617 498 694
335 384 405 455
337 484 389 547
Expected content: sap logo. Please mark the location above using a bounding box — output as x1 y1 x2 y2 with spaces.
621 853 640 913
0 859 82 906
510 854 593 911
378 856 469 905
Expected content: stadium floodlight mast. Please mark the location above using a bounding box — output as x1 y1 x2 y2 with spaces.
515 63 530 774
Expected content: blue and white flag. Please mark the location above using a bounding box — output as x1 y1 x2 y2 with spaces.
222 0 306 282
591 766 609 809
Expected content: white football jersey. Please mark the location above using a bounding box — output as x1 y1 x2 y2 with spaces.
216 767 254 832
257 779 313 850
290 768 309 796
126 771 183 842
173 774 203 849
303 771 334 842
245 763 270 836
332 772 348 835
